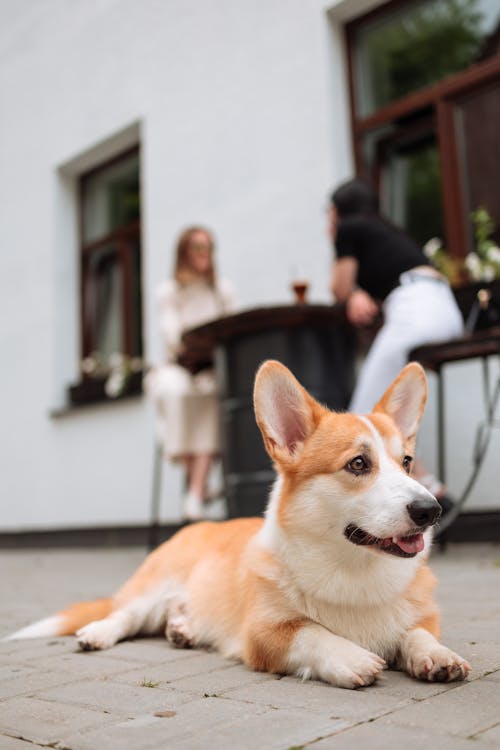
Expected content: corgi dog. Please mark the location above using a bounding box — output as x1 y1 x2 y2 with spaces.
6 361 470 689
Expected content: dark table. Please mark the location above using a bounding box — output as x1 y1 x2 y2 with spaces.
183 304 356 518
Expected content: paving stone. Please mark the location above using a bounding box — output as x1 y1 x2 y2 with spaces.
311 720 487 749
383 677 500 737
110 649 236 688
0 543 499 749
365 668 461 701
171 707 350 750
165 662 277 695
0 737 41 750
473 721 500 744
0 636 76 658
457 642 500 679
59 695 272 750
225 673 412 720
0 663 75 700
482 669 500 682
14 649 145 678
0 696 116 746
35 677 197 717
441 621 500 645
97 637 203 664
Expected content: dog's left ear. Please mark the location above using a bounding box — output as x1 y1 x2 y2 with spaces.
373 362 427 440
254 360 323 463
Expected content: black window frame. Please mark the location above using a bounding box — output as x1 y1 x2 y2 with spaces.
68 146 143 406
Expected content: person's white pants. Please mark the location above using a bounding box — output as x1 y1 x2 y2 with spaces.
349 275 464 414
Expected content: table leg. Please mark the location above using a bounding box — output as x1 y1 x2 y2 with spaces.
437 367 446 487
149 441 163 550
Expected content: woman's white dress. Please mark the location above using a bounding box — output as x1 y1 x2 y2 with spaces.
145 278 235 461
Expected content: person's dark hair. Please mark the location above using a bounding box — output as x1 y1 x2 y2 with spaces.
330 179 379 219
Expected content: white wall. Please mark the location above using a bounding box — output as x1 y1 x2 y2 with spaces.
0 0 496 531
0 0 353 530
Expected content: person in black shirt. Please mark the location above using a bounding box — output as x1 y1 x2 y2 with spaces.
329 178 463 500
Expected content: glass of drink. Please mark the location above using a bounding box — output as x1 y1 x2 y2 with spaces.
291 280 309 304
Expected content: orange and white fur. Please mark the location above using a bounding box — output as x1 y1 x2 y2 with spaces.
6 361 470 688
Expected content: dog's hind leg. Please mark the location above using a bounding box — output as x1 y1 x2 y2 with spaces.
77 609 134 651
165 597 195 649
77 584 185 651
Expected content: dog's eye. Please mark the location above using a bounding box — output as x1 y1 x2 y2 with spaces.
403 455 413 473
346 456 369 475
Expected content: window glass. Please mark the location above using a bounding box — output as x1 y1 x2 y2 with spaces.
354 0 499 117
82 152 140 243
79 148 142 375
360 121 443 245
130 236 143 357
382 137 443 245
83 245 123 359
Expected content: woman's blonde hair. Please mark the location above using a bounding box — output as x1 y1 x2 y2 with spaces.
174 226 216 286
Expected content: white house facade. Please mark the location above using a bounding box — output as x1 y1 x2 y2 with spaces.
1 0 499 535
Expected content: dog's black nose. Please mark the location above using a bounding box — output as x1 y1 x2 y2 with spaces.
406 498 442 527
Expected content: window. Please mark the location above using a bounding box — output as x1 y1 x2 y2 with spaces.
346 0 500 260
70 148 143 404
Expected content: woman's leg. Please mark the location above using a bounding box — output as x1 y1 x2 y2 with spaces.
183 454 215 521
188 454 213 500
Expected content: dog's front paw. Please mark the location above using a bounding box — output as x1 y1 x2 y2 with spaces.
313 643 386 689
288 625 386 690
333 649 386 689
407 645 470 682
76 620 120 651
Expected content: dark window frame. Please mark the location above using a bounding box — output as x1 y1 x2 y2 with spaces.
345 0 500 261
69 146 143 406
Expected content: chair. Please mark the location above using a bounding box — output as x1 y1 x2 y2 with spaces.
409 326 500 535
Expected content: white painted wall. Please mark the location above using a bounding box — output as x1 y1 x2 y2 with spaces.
0 0 497 531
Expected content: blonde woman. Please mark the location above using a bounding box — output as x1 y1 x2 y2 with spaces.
146 226 236 520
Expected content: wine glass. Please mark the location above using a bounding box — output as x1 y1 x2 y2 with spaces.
290 264 309 304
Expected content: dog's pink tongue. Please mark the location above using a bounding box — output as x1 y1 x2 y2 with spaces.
396 534 424 554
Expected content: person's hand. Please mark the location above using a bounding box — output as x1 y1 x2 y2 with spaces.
346 289 380 326
177 350 213 375
177 350 202 373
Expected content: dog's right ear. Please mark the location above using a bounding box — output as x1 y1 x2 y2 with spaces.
253 361 323 464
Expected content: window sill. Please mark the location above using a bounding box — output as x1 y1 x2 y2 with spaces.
50 371 144 417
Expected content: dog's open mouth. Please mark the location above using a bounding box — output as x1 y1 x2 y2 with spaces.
344 524 425 558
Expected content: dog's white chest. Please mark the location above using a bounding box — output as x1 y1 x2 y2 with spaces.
279 558 418 660
302 595 413 659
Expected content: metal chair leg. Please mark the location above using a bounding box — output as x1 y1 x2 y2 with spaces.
437 366 446 488
435 367 448 551
149 441 163 549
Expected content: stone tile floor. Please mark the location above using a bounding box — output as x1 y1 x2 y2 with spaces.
0 542 499 749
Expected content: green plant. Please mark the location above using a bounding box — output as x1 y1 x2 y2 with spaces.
80 351 143 398
423 207 499 284
465 208 500 281
140 677 160 688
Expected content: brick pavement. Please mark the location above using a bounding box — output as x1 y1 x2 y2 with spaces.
0 542 499 750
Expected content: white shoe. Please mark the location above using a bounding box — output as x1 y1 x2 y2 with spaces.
183 492 205 522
